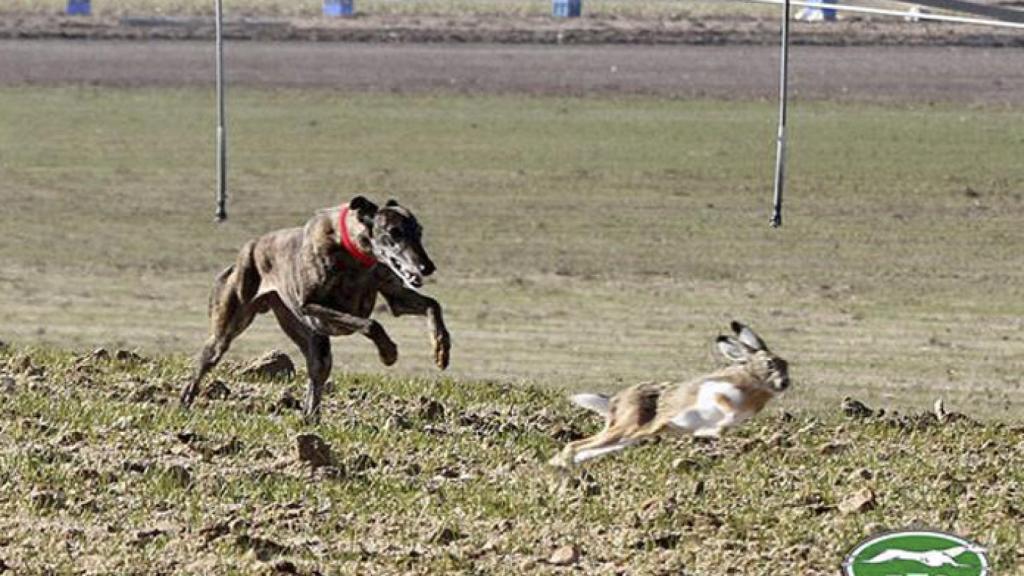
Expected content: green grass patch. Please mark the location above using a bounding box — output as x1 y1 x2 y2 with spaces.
1 86 1022 416
0 346 1021 573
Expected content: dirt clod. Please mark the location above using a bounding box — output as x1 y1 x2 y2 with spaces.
277 388 302 412
30 489 65 510
548 544 580 566
296 434 333 468
204 379 231 400
348 453 377 473
428 525 462 545
114 349 146 363
841 397 875 419
165 464 192 488
838 488 876 515
418 397 446 421
236 534 289 561
128 383 160 403
272 559 299 574
237 350 295 381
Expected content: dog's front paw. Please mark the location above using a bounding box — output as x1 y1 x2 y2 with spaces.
377 338 398 366
432 330 450 370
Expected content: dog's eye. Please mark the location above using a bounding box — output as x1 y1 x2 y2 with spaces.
388 227 404 240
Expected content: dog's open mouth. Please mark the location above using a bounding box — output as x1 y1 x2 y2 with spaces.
388 257 423 289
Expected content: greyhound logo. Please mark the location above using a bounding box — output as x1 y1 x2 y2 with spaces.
843 530 989 576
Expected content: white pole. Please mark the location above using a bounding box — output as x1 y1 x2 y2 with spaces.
215 0 227 222
770 0 790 228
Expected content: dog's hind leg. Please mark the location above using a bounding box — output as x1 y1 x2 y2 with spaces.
269 297 332 424
180 265 260 408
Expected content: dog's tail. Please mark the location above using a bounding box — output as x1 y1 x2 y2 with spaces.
571 393 611 417
234 240 261 304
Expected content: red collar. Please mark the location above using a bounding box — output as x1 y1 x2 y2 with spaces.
339 206 377 268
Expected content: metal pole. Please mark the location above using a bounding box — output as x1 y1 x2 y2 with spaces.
215 0 227 222
770 0 790 228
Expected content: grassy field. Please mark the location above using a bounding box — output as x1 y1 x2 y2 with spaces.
1 86 1023 418
0 347 1022 574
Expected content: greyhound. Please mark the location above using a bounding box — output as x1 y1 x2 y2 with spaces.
179 196 451 423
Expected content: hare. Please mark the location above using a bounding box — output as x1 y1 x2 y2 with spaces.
549 322 790 469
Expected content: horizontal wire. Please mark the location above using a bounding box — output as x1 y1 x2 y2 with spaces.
735 0 1024 30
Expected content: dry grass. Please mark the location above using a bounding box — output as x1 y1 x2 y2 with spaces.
2 86 1023 418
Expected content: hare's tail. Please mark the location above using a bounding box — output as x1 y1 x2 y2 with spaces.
570 393 610 417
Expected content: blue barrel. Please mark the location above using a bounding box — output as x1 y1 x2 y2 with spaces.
323 0 355 17
553 0 582 18
66 0 91 15
820 0 837 21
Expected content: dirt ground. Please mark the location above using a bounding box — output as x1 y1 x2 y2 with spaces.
2 10 1024 47
3 39 1024 104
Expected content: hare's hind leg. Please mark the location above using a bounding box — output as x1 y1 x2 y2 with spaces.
549 425 641 469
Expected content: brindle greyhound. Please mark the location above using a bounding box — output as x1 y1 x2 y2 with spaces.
179 196 451 423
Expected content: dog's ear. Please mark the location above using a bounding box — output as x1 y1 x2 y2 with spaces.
349 196 378 226
385 198 400 208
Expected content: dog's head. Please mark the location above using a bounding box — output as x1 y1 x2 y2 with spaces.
350 196 435 289
715 321 790 393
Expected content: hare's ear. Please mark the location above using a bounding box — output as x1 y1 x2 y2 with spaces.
716 336 749 363
731 321 767 351
349 196 378 227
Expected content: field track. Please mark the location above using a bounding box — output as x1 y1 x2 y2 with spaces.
2 40 1024 104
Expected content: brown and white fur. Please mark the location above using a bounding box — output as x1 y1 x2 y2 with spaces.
179 196 451 424
549 322 789 469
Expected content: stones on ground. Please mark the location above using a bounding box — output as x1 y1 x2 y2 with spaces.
548 544 580 566
841 396 874 419
839 487 876 515
237 350 295 381
296 434 333 468
203 379 231 400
